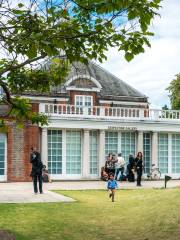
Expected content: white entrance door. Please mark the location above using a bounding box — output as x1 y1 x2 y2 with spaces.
0 134 7 181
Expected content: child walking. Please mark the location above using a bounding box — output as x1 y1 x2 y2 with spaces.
107 173 118 202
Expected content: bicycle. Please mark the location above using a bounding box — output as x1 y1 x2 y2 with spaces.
147 164 161 180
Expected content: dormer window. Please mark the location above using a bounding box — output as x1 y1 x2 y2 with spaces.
75 95 93 107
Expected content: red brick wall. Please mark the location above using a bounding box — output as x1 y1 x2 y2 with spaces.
7 124 40 182
6 102 41 182
7 126 13 182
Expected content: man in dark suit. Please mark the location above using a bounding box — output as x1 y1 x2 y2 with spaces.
135 152 143 186
30 147 43 194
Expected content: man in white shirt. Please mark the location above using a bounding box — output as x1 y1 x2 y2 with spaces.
114 153 125 180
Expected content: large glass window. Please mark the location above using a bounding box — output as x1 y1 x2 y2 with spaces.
143 133 151 173
172 134 180 174
66 130 82 174
158 133 168 174
121 132 136 164
89 131 98 175
0 134 5 175
105 132 118 156
48 130 62 174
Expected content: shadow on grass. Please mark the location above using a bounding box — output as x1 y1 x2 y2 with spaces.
0 230 30 240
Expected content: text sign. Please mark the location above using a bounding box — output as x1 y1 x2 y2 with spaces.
108 126 137 131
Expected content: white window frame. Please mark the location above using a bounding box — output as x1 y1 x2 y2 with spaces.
66 130 82 176
47 129 63 176
89 130 99 176
75 95 93 107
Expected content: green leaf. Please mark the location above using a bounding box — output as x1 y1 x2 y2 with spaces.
18 3 24 8
12 9 24 15
125 52 134 62
26 45 37 59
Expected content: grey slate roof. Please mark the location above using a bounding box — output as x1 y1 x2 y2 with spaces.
65 61 147 101
23 60 148 103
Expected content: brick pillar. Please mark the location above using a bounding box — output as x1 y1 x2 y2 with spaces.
7 124 40 182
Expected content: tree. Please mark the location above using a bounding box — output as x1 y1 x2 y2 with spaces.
0 0 161 128
167 73 180 109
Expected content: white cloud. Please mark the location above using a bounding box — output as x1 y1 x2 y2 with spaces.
100 0 180 109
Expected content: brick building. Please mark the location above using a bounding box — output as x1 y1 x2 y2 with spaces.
1 61 180 181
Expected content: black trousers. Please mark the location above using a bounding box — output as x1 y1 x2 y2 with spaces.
137 171 142 186
128 170 135 182
33 174 43 193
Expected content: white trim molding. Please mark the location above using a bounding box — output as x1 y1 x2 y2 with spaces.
99 99 148 107
82 129 90 178
65 75 102 92
21 96 69 102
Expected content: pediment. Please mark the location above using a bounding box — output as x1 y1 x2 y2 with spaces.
69 78 97 88
65 75 102 92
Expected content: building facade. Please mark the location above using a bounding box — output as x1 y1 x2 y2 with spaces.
1 61 180 181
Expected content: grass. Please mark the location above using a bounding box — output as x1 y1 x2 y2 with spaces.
0 188 180 240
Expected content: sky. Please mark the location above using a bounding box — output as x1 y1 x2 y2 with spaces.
100 0 180 109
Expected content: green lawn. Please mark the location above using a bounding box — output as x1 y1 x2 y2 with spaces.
0 189 180 240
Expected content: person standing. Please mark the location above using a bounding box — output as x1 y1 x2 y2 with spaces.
115 153 125 180
135 152 143 186
30 147 43 194
127 154 135 182
105 153 115 176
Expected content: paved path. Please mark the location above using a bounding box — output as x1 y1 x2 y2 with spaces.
0 183 75 204
0 180 180 203
45 180 180 190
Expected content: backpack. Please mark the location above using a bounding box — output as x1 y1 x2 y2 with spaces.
120 174 126 181
42 174 49 183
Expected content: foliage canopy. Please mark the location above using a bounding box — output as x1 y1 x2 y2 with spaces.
167 73 180 109
0 0 161 128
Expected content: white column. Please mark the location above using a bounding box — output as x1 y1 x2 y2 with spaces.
168 133 172 175
118 131 121 153
41 128 48 167
152 132 158 167
82 129 90 179
62 129 66 176
137 131 143 153
99 130 105 177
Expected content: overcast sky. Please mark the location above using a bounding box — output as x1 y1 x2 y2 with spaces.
100 0 180 109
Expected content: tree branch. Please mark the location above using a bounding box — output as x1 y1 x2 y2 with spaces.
0 54 47 76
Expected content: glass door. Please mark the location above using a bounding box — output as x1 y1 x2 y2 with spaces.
0 134 6 181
